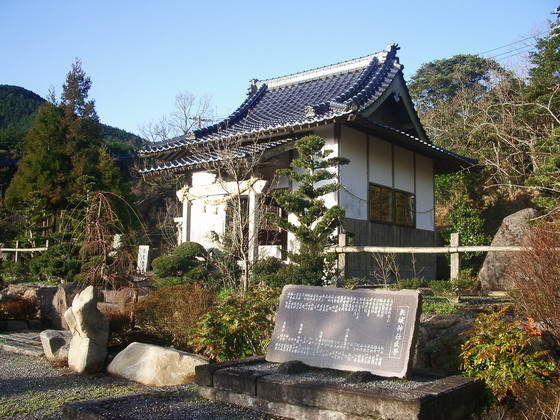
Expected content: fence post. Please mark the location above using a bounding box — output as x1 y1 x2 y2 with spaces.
336 233 347 287
14 240 19 262
450 233 461 279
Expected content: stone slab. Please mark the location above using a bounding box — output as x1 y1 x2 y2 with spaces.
195 355 265 387
266 285 421 378
196 360 485 420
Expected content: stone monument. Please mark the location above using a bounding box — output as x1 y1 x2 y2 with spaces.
266 285 421 378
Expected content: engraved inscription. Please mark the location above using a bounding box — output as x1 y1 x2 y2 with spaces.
266 285 420 378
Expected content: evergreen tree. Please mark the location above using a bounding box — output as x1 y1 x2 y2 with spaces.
4 59 131 238
269 135 349 286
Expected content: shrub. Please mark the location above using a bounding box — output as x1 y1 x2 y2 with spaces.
29 242 80 282
133 282 215 351
151 255 185 277
150 242 211 287
252 257 290 287
173 242 207 260
189 285 280 361
391 277 426 290
428 279 454 296
508 220 560 345
0 296 38 320
421 298 459 315
460 307 556 403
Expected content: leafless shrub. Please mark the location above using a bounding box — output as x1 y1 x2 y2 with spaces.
508 220 560 344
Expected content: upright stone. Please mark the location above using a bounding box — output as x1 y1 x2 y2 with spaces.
64 286 109 373
478 208 537 291
137 245 150 273
266 285 421 378
50 282 81 330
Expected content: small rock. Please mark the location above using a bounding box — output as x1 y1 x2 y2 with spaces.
40 329 72 363
108 342 208 386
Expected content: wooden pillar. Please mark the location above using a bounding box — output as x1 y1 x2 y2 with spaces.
450 233 461 280
336 233 347 287
248 188 259 264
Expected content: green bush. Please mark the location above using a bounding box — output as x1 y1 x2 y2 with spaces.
189 285 280 361
391 277 426 290
133 282 215 351
150 241 211 287
429 279 454 296
252 257 286 287
151 255 186 277
460 307 556 403
421 298 459 315
173 242 207 260
29 242 80 282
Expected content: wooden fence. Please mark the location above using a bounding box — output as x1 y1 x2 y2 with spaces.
0 241 49 262
329 233 534 280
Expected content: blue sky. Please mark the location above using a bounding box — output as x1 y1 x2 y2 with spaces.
0 0 556 136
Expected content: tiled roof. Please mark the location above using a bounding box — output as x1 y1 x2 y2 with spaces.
139 44 402 159
138 44 474 176
138 137 295 175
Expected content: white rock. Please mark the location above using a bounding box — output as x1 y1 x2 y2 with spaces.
39 329 72 363
64 286 109 373
108 342 208 386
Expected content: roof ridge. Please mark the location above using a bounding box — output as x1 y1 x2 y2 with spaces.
255 47 392 90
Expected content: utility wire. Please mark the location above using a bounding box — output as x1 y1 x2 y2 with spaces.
477 30 548 56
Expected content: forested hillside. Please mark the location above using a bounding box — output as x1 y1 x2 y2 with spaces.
0 84 145 188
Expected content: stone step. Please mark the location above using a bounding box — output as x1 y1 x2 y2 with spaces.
0 331 44 357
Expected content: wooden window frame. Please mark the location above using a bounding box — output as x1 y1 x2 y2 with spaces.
369 183 415 228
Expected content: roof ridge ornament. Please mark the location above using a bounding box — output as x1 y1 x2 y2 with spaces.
247 79 259 96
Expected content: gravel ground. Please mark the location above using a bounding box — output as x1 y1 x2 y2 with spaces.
0 349 284 420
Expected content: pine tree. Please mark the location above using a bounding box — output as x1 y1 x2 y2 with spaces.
269 135 349 286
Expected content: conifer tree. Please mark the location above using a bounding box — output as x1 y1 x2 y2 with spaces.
269 135 349 286
5 59 131 236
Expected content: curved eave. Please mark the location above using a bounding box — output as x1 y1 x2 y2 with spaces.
350 116 478 174
138 115 344 159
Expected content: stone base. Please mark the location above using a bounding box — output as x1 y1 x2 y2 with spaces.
195 357 485 420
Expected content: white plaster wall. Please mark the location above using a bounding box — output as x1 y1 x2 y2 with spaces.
189 201 226 249
340 126 368 220
369 137 392 187
415 154 435 231
393 146 414 193
315 126 338 209
191 171 216 186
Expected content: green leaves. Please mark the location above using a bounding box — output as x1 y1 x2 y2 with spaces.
189 285 280 361
460 307 556 403
268 135 348 286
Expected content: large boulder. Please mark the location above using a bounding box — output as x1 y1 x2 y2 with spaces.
478 208 537 291
64 286 109 373
40 329 72 363
107 342 208 386
50 283 81 330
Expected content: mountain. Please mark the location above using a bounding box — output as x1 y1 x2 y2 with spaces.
0 84 145 152
0 84 145 187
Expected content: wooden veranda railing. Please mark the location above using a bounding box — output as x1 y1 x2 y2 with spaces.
328 233 537 280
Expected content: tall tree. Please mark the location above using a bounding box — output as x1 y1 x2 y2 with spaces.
5 59 131 235
269 135 349 286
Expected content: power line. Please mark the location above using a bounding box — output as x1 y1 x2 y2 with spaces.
477 30 548 56
488 43 537 60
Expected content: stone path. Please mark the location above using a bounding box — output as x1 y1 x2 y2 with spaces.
0 330 44 357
